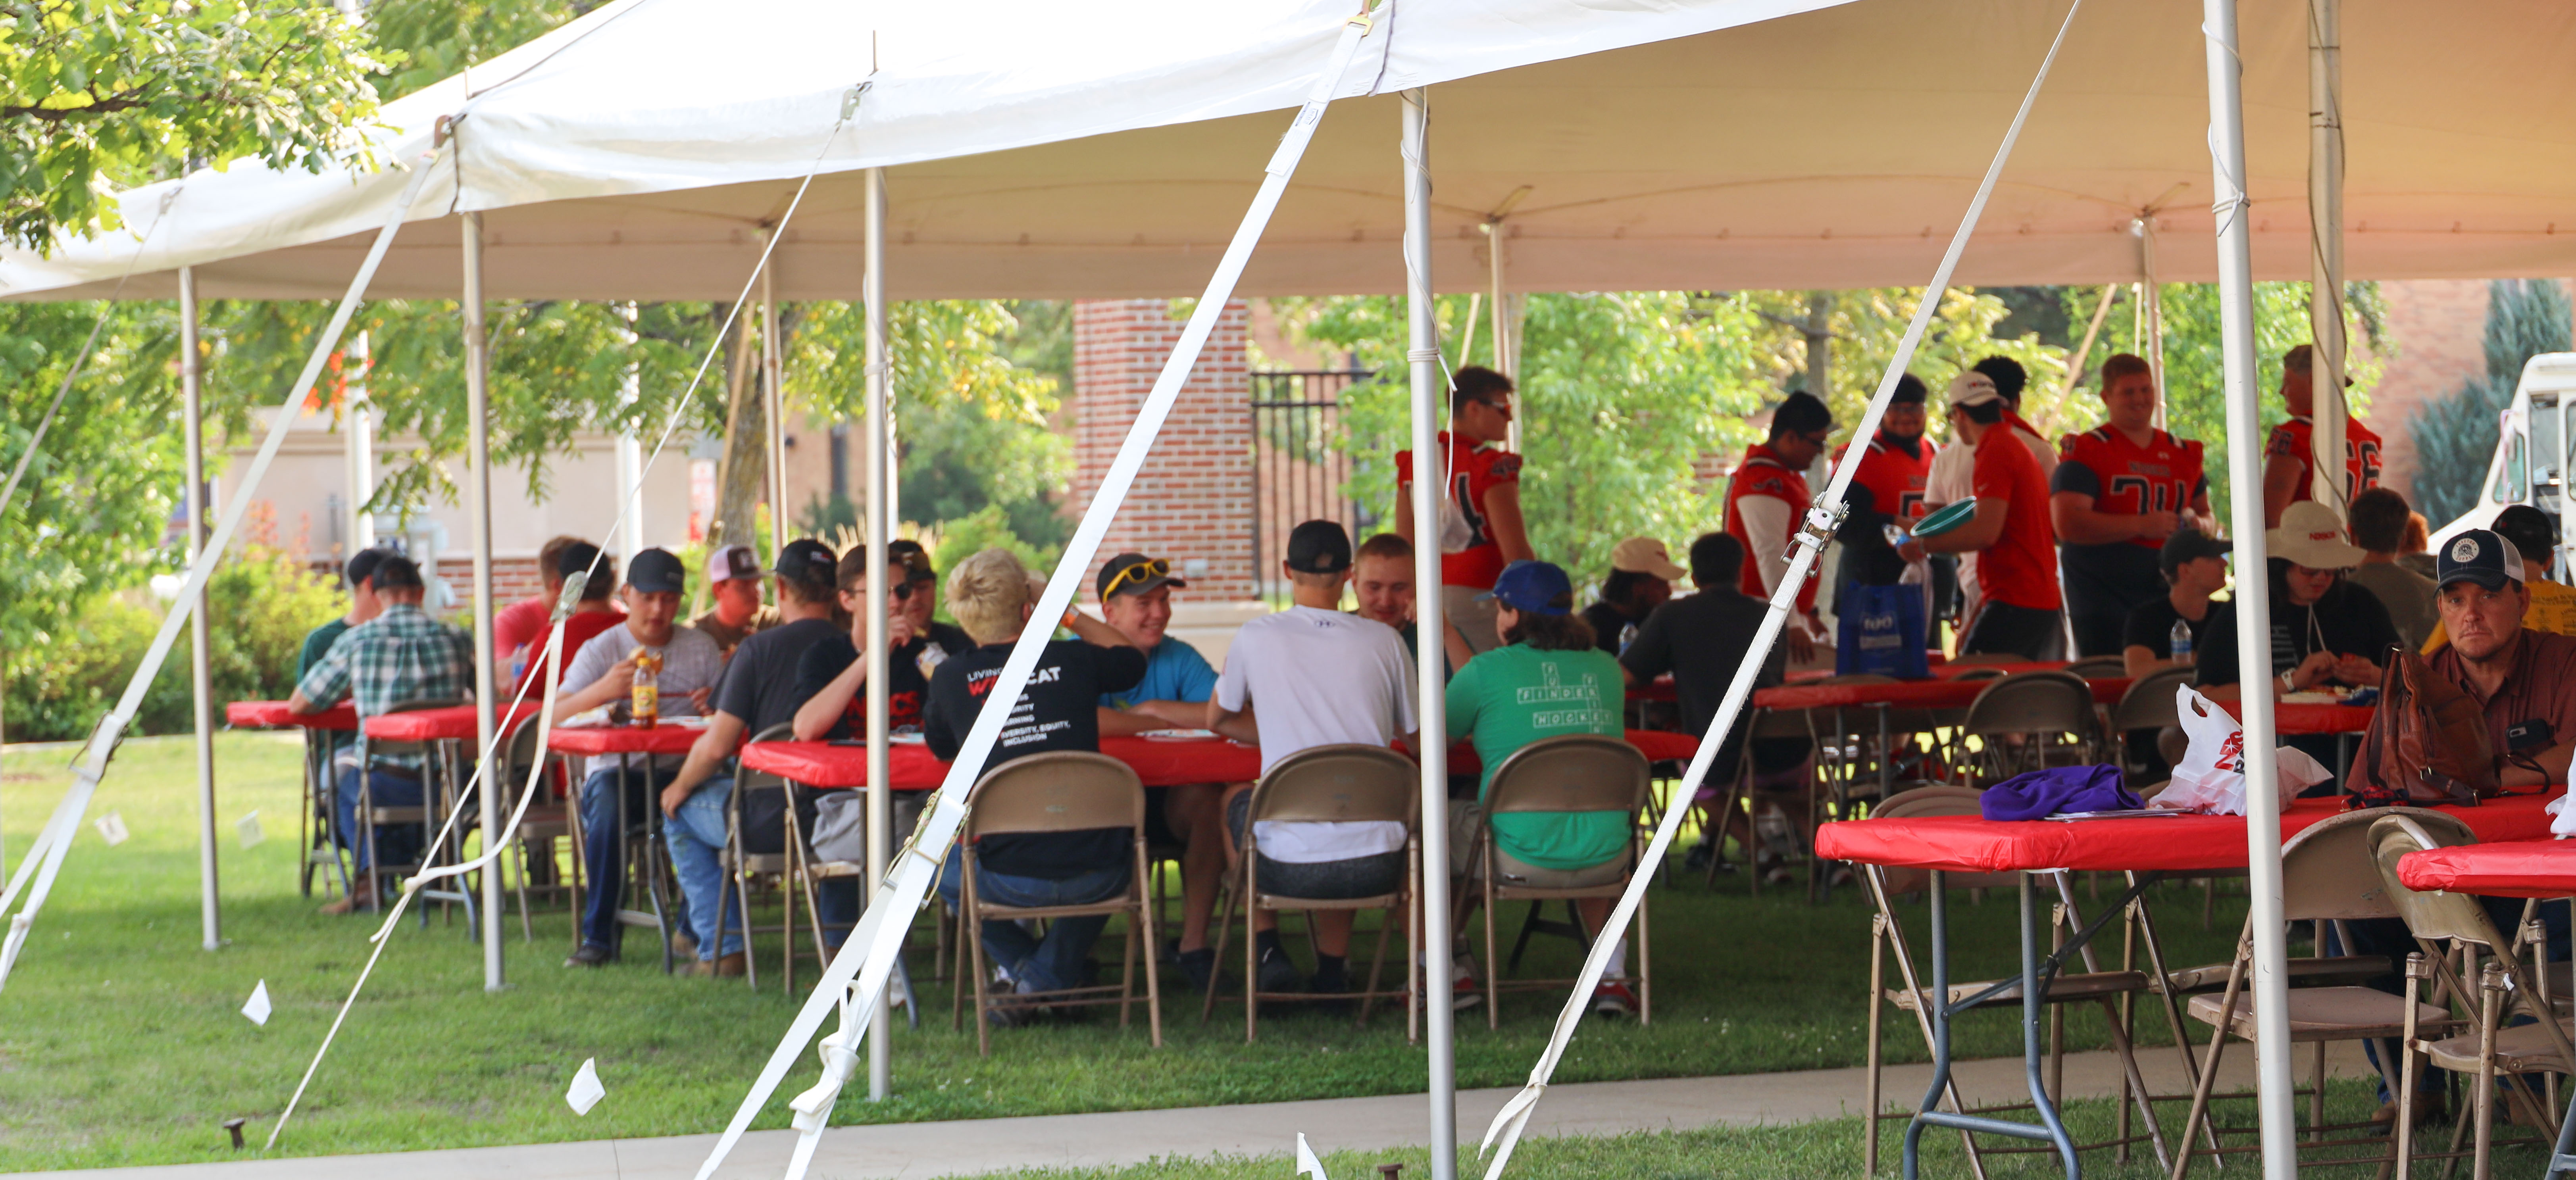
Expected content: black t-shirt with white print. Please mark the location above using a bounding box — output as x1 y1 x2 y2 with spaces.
924 638 1147 879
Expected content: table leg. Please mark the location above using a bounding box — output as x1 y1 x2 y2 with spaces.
1878 704 1894 801
1903 871 2085 1180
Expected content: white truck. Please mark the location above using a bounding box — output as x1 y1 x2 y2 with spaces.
2432 352 2576 575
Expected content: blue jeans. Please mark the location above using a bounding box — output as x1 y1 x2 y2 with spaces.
665 777 744 960
935 844 1129 994
578 764 678 953
335 765 425 871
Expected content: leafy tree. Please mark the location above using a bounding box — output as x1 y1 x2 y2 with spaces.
2408 280 2574 525
1727 287 2069 446
363 0 579 101
0 0 388 250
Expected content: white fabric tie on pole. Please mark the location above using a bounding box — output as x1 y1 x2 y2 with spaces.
0 153 441 993
2202 0 2295 1175
698 12 1384 1178
1475 0 2087 1172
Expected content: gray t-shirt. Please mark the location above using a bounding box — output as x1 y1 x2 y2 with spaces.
563 622 725 779
2347 562 2440 654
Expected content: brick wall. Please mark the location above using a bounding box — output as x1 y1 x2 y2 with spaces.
2360 279 2576 508
430 556 547 608
1068 299 1256 600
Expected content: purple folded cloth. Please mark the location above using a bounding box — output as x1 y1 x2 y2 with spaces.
1979 764 2142 821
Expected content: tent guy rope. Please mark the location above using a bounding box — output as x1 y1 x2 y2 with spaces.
1476 0 2088 1173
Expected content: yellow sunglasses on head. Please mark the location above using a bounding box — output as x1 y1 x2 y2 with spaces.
1100 557 1171 602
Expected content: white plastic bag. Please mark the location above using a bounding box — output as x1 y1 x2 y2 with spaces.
2154 685 2333 815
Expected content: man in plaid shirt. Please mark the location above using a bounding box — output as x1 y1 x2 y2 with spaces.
290 554 476 913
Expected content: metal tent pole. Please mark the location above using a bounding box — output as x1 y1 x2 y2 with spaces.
181 265 221 952
462 211 505 991
345 330 376 553
2201 2 2294 1174
2308 0 2349 507
862 165 894 1103
763 259 787 553
1401 86 1459 1180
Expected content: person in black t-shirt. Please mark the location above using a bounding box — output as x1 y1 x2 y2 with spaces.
793 548 975 741
2122 528 2231 679
925 549 1148 1024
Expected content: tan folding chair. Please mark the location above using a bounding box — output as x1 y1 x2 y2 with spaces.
1955 671 2097 786
2368 813 2576 1180
1204 744 1421 1044
2164 808 2470 1177
352 696 468 914
949 751 1162 1056
495 709 573 941
1859 786 2175 1176
2065 655 2129 678
1701 705 1821 894
1470 735 1652 1027
719 722 804 988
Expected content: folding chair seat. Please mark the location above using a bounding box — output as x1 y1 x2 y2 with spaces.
719 722 804 988
2165 808 2471 1176
1468 735 1652 1027
1701 705 1818 893
2368 813 2576 1180
949 751 1162 1056
783 782 923 1011
1204 744 1420 1043
496 710 573 941
2107 667 2193 783
1955 671 2096 786
2064 655 2128 678
1859 786 2174 1176
351 696 468 913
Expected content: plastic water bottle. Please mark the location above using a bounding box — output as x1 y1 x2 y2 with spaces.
2169 619 2193 663
1618 622 1639 655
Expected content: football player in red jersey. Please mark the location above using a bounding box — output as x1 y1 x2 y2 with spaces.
1394 366 1532 655
2261 343 2380 528
1723 390 1834 660
1833 374 1937 593
2050 354 2212 656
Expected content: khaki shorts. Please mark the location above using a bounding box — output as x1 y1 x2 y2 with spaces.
1446 799 1631 887
1444 585 1503 656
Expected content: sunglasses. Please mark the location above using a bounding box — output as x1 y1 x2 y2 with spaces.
1101 557 1170 602
1474 397 1514 419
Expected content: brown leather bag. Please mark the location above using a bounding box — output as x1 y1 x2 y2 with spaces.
2347 644 2497 807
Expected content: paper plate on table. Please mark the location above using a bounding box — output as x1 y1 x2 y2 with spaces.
1140 728 1220 742
890 732 927 745
1910 497 1978 539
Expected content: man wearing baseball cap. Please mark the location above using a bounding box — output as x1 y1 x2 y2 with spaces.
1582 537 1685 658
1209 520 1418 1000
1904 372 2063 660
2119 528 2231 680
693 543 779 655
2423 528 2576 792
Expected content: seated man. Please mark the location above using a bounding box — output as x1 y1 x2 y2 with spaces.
658 538 844 976
1208 521 1419 999
2422 504 2576 652
1089 553 1230 994
494 534 587 676
553 548 725 969
1445 559 1637 1017
1351 531 1472 675
793 548 975 741
287 555 475 914
2120 528 2230 680
299 546 389 766
2345 488 2439 653
1585 537 1684 657
1618 533 1805 879
518 541 627 693
692 544 780 657
925 548 1146 1025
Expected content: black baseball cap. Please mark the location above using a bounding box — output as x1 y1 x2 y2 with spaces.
1097 553 1187 600
345 548 389 588
628 547 686 594
2159 527 2230 577
776 538 837 578
1285 520 1353 574
2437 529 2526 592
887 538 937 583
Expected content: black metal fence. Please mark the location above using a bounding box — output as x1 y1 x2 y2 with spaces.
1251 369 1380 597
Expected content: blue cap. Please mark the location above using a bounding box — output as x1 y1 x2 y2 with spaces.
2437 528 2526 591
1476 560 1574 615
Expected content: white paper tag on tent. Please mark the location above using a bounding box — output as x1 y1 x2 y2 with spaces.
567 1058 605 1115
1295 1132 1330 1179
242 980 272 1026
94 812 129 846
237 810 265 850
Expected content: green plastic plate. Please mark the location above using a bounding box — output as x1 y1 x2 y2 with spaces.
1912 497 1978 539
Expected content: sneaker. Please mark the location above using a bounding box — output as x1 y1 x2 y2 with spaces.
1177 947 1219 996
1449 953 1484 1012
1592 981 1638 1019
1306 962 1351 1014
668 931 698 960
685 951 747 978
562 944 611 969
1254 946 1303 997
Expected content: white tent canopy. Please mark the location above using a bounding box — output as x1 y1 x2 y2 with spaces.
8 0 2574 304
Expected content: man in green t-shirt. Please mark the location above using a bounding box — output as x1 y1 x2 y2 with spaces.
1445 559 1641 1017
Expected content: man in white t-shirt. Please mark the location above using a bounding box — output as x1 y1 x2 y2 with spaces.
550 548 726 969
1209 520 1419 1000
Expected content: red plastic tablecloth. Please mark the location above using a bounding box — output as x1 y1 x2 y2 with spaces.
2214 698 2376 735
743 728 1699 790
1754 675 2132 711
547 723 719 757
1816 792 2563 874
2397 839 2576 898
362 702 541 742
225 700 357 731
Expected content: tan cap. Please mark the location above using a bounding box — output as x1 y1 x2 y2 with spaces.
1610 537 1687 580
1947 371 2002 408
2265 501 2367 569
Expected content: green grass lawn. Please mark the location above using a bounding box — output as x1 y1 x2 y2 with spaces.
1 732 2253 1170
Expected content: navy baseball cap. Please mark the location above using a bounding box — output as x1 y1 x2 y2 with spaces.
1477 560 1574 615
627 547 686 594
2437 529 2526 591
776 538 837 578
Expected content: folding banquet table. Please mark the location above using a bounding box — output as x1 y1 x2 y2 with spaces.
1815 794 2563 1176
739 730 1697 790
225 700 359 896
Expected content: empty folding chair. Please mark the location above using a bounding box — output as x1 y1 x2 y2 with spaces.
1955 671 2096 786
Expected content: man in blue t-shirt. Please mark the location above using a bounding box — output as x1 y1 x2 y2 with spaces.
1091 552 1231 994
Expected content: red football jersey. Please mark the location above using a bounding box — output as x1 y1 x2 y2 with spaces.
2055 426 2207 550
2264 415 2383 504
1844 432 1938 525
1722 442 1817 612
1393 431 1522 590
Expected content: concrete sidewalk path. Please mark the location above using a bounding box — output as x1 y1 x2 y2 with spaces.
41 1045 2366 1180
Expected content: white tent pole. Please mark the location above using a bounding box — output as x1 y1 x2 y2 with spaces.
617 302 646 569
462 211 505 992
862 165 894 1104
2308 0 2348 508
180 265 222 952
1401 85 1460 1180
2201 1 2295 1175
346 330 376 552
764 258 788 552
1487 218 1518 455
2135 217 2168 429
